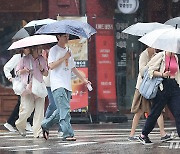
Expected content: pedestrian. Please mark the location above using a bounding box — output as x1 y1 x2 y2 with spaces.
129 47 171 142
3 49 33 132
41 33 91 141
139 51 180 145
41 46 57 119
15 46 48 138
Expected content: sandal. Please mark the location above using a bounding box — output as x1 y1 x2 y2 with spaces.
62 136 76 141
42 127 49 140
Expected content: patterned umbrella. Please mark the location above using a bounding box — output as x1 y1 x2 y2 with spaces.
35 19 96 39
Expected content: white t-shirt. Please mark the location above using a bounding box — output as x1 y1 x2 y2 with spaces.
48 45 75 92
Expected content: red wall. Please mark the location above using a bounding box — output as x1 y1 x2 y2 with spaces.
48 0 80 18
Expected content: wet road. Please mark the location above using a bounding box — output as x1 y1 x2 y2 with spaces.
0 120 179 154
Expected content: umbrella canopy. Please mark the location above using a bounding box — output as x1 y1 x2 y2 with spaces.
8 35 57 50
12 28 30 40
24 18 57 35
165 17 180 28
35 19 97 39
122 22 172 36
138 27 180 54
24 18 57 28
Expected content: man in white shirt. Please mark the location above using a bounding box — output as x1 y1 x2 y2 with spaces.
41 33 91 141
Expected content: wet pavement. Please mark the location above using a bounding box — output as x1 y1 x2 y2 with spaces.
0 120 179 154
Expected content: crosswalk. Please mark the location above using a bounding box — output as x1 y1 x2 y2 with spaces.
0 124 179 153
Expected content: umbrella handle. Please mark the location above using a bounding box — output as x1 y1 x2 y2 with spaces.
175 24 178 29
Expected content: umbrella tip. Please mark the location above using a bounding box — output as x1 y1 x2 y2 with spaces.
175 24 178 29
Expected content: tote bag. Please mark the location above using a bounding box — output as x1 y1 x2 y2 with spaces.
139 69 163 99
12 76 26 95
32 77 48 98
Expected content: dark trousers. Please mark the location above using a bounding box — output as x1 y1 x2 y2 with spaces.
7 95 33 127
142 78 180 137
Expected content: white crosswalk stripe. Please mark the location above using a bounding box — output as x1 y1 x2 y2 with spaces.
0 125 179 152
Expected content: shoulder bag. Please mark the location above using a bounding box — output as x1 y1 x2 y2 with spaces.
32 77 48 98
139 69 163 99
12 76 26 95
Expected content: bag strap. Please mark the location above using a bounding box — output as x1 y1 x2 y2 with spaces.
27 58 33 84
166 52 172 79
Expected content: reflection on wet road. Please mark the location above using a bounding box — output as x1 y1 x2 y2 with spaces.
0 120 179 154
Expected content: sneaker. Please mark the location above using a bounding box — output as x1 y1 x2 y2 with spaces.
26 122 33 132
138 135 153 145
4 123 16 132
36 132 44 138
161 134 173 142
128 136 138 141
18 129 26 137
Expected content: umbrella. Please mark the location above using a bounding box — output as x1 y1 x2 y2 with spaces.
122 22 172 36
12 18 57 40
138 27 180 53
24 18 57 35
8 35 57 50
35 19 97 39
12 28 30 40
164 16 180 28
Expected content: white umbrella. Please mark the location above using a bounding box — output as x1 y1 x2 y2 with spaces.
24 18 57 28
12 28 30 40
8 35 57 50
24 18 57 35
138 27 180 54
122 22 172 36
165 16 180 28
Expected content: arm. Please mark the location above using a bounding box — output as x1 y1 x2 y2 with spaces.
3 54 21 81
153 70 170 78
48 51 71 70
147 52 169 78
16 57 30 75
139 51 149 77
38 56 48 77
72 67 90 84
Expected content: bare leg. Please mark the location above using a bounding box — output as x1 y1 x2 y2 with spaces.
157 113 166 137
130 110 143 137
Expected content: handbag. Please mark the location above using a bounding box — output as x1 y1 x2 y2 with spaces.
139 69 163 99
12 76 26 95
32 77 48 98
139 52 173 99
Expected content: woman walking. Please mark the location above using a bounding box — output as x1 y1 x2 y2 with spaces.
139 51 180 145
129 47 171 142
15 46 48 138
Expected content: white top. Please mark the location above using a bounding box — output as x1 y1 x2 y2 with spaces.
48 45 75 91
3 54 22 80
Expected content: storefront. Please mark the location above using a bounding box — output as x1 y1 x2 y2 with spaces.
114 0 179 119
0 0 48 122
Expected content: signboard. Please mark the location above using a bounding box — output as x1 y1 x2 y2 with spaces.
95 18 118 112
117 0 139 14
